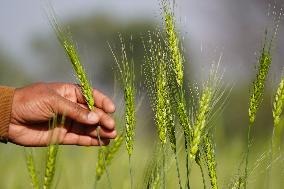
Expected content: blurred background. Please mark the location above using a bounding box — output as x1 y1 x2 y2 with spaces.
0 0 283 188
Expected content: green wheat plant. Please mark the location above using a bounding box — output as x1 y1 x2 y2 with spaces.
95 133 124 181
245 29 276 189
49 16 94 110
161 2 192 187
108 35 136 188
43 116 61 189
25 116 62 189
143 30 183 189
47 9 115 189
203 135 218 189
189 62 224 161
43 144 59 189
25 150 40 189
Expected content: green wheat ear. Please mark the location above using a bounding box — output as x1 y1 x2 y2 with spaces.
245 25 279 188
248 41 272 124
49 14 94 110
25 150 40 189
43 144 59 189
95 133 124 181
189 62 222 160
109 35 136 157
162 0 184 87
204 135 218 189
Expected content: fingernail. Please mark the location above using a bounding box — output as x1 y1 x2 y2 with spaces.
88 112 98 123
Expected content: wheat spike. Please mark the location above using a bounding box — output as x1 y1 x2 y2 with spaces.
25 150 40 189
204 135 218 189
43 144 59 189
95 134 124 181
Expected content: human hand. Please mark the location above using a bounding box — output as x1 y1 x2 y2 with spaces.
8 82 116 147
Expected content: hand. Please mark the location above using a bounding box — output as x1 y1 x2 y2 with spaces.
9 82 116 147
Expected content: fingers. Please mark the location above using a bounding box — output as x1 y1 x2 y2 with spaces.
62 133 110 146
93 108 115 130
54 95 115 129
93 89 115 113
54 96 100 125
85 126 117 139
74 85 115 113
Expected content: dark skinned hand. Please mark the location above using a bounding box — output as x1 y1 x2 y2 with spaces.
8 82 116 147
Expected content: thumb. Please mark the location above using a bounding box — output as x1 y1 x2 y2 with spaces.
53 96 99 125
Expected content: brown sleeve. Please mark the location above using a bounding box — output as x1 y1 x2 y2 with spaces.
0 86 15 143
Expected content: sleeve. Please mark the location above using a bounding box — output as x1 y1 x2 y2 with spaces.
0 86 15 143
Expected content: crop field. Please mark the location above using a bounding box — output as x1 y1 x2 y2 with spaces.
0 0 283 189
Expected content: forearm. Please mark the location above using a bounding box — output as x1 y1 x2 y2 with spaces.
0 86 15 143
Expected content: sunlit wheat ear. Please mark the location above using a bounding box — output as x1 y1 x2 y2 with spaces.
143 31 168 145
248 6 283 125
108 35 136 157
95 133 124 181
48 12 94 110
204 135 218 189
143 30 183 188
25 150 40 189
162 0 184 87
272 74 284 151
161 0 191 134
189 63 223 160
248 44 272 125
245 14 281 186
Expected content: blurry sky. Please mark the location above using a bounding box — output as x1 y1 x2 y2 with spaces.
0 0 283 83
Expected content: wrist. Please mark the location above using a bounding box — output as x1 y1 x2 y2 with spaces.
0 86 15 143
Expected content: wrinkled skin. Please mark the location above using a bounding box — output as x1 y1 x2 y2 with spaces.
9 82 116 147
